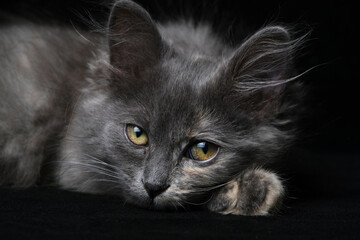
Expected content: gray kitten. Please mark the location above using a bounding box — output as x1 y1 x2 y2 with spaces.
0 0 305 215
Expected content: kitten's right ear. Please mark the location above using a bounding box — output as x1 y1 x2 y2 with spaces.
108 0 162 81
222 26 302 119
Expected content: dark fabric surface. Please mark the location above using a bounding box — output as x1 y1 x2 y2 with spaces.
1 150 359 239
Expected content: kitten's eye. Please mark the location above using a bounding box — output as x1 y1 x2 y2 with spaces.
187 142 219 162
125 124 148 146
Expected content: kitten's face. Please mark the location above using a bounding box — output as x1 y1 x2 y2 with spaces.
58 1 296 209
63 57 254 209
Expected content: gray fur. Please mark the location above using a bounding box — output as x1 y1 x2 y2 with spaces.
0 0 304 215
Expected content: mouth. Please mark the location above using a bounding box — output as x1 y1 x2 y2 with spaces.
124 184 213 210
147 195 178 210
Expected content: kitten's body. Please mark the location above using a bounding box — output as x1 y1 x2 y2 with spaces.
0 1 303 215
0 23 97 185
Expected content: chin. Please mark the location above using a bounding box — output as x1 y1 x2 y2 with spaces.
151 197 183 210
136 194 187 211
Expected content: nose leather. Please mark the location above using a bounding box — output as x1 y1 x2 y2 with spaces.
143 181 170 199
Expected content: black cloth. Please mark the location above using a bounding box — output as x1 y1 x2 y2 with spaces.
1 150 359 239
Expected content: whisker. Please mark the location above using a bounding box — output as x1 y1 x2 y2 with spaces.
70 19 95 45
173 199 186 210
63 161 120 179
193 173 242 192
170 201 178 211
81 153 123 172
182 193 214 206
83 178 121 185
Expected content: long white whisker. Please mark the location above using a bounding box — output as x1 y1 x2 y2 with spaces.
173 198 186 210
70 19 95 45
193 174 241 192
83 178 121 185
81 153 123 172
182 193 214 206
65 161 120 179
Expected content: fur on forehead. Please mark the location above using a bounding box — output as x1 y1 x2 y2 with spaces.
108 65 249 150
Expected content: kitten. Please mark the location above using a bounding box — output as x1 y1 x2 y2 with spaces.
0 0 305 215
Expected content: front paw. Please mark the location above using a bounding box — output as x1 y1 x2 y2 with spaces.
207 169 284 215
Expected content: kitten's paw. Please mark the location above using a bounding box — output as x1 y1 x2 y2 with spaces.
207 169 284 215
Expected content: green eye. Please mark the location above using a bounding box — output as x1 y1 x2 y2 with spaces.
188 141 219 162
126 124 148 146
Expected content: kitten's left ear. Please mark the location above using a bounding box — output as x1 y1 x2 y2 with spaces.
224 26 300 119
108 0 162 81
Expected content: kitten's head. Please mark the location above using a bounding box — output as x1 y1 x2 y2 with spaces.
58 0 302 209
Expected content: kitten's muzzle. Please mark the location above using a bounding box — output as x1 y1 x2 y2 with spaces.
142 151 172 199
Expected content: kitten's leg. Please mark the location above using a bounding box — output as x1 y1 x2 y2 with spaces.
207 168 284 215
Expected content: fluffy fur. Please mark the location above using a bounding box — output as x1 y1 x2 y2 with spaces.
0 0 305 215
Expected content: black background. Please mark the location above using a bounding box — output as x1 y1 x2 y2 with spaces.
0 1 359 239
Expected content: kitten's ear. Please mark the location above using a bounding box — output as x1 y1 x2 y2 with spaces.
225 26 299 119
108 0 162 80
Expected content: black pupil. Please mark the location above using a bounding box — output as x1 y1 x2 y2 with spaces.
134 126 142 138
198 142 208 154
